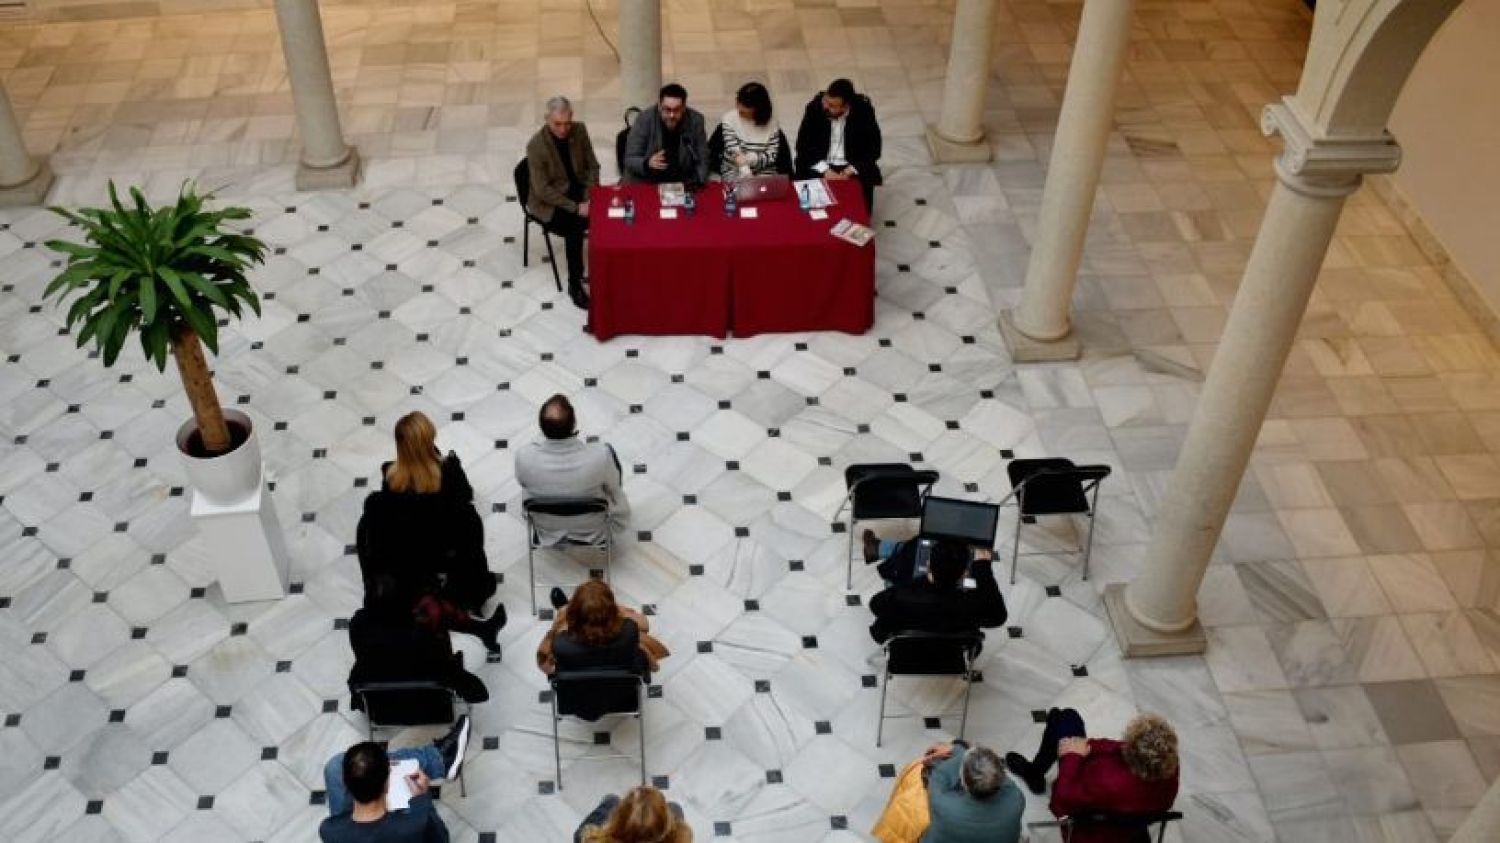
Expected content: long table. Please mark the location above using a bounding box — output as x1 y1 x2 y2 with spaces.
586 178 875 340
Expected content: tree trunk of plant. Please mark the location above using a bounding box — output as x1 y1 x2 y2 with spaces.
171 327 231 455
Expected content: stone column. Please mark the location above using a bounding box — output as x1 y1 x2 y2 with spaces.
1104 100 1402 656
0 82 52 207
999 0 1135 362
273 0 360 190
619 0 662 110
926 0 999 163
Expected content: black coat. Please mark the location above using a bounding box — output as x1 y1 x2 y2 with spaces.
793 92 883 185
868 561 1007 644
357 454 494 612
347 607 489 706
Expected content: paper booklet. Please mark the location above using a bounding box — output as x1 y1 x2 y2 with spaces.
657 182 688 207
830 218 875 247
794 178 837 209
387 758 420 811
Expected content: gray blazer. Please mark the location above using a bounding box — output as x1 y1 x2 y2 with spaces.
515 437 630 545
622 105 709 187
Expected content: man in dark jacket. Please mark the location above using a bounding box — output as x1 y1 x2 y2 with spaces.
868 539 1007 645
794 78 883 213
526 95 601 309
623 83 709 188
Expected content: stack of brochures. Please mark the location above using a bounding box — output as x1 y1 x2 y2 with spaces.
793 179 837 209
657 182 687 207
830 218 875 247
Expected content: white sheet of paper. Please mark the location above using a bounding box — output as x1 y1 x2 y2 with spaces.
809 209 829 220
739 207 759 219
659 208 678 219
386 759 419 811
606 208 626 219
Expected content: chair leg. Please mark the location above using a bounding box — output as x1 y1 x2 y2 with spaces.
876 667 890 748
846 517 857 591
958 669 974 742
551 692 563 790
637 684 647 786
528 540 538 616
1155 821 1167 843
543 230 562 292
523 221 530 267
1082 483 1103 581
1010 512 1024 586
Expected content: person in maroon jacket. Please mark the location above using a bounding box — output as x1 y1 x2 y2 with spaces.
1004 709 1179 843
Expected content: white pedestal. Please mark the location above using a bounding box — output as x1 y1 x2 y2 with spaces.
191 482 291 603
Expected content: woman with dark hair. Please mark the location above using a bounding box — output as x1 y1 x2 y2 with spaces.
718 81 791 181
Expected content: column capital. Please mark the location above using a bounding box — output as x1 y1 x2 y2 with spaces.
1262 98 1401 198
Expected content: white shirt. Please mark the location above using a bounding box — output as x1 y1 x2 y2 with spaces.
815 114 854 174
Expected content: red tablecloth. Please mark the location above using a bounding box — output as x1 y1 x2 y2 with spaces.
587 179 874 340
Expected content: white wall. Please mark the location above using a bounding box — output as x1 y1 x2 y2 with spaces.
1389 0 1500 316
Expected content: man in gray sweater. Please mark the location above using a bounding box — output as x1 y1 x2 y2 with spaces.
623 83 709 189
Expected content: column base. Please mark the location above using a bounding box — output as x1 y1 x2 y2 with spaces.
0 160 54 208
1103 583 1206 658
191 483 290 603
999 309 1081 362
925 126 992 164
295 146 361 191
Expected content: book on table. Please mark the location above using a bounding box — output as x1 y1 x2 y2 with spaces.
829 218 875 247
657 182 688 207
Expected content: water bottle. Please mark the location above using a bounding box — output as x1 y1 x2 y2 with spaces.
798 183 811 213
624 197 635 225
724 183 738 218
684 190 696 218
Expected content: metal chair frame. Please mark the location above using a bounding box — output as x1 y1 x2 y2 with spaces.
875 630 982 747
1003 463 1111 585
352 680 470 797
548 669 647 790
1026 810 1184 843
514 158 564 293
524 496 613 616
835 465 940 590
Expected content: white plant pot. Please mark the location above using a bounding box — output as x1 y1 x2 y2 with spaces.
175 408 262 505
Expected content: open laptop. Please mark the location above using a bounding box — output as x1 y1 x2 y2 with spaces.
732 174 791 203
911 496 1001 583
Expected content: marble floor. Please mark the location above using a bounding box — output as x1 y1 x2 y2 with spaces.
2 1 1499 841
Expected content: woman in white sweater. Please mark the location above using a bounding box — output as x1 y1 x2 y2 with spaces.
718 82 790 181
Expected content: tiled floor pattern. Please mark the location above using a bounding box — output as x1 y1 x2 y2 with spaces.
2 1 1500 842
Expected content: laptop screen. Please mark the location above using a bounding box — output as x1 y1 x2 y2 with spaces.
920 496 1000 547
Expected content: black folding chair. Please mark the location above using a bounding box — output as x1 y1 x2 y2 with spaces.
524 496 612 615
875 630 983 747
615 106 640 181
836 464 939 589
350 680 469 795
513 158 563 293
549 668 647 790
1027 810 1183 842
1003 459 1112 585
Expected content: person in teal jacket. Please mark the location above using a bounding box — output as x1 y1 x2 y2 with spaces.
923 741 1025 843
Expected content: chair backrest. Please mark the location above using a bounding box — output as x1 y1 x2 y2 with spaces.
513 158 531 208
552 669 643 720
884 630 982 676
1064 811 1183 843
615 107 639 178
1007 458 1112 516
845 463 939 519
353 681 457 728
707 122 725 178
524 496 610 518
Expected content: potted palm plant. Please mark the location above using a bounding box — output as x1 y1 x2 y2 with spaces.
45 183 286 600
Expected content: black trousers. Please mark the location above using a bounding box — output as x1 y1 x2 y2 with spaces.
1027 707 1087 774
546 207 589 284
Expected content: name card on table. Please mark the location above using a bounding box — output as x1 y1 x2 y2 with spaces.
809 209 828 220
739 207 759 219
607 208 626 219
659 208 679 220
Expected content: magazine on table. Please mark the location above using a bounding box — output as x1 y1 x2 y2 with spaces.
793 178 837 209
657 182 688 207
830 218 875 247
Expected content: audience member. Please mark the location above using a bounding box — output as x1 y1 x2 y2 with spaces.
794 77 883 212
575 786 692 843
868 537 1007 644
359 411 496 615
623 83 709 188
348 575 490 709
320 729 465 842
537 579 669 678
874 741 1023 843
515 394 630 544
716 81 791 181
526 95 600 310
1005 710 1180 843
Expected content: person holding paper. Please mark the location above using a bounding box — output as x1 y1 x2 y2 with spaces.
623 83 709 189
319 724 467 842
716 81 792 182
794 78 883 213
526 95 601 310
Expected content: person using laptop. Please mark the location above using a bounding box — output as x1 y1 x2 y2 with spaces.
867 536 1008 645
717 81 792 182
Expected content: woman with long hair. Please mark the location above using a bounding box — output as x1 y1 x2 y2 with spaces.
357 411 505 652
537 580 668 680
718 81 790 181
576 786 692 843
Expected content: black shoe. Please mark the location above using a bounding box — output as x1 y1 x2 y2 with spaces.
1005 752 1046 796
567 281 590 310
549 587 568 610
434 715 471 780
862 529 880 565
476 605 506 654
